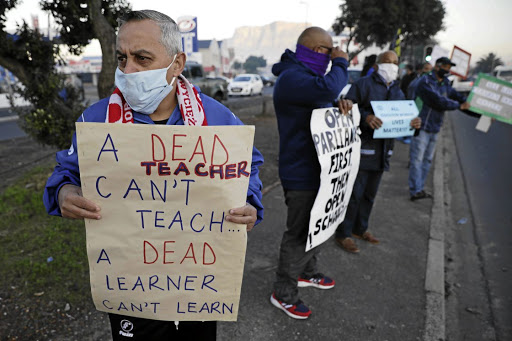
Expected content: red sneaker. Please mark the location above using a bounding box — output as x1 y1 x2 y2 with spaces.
270 292 311 319
298 273 335 289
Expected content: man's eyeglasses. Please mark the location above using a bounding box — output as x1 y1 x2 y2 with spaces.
319 45 333 54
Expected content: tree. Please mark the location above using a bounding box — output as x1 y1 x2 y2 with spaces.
0 0 26 82
41 0 131 98
1 5 77 148
0 0 129 148
243 56 266 73
475 53 503 74
7 31 81 148
332 0 445 61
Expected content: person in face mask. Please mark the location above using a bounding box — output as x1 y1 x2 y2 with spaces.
400 64 417 97
334 51 422 254
270 26 351 320
408 57 470 201
407 62 433 100
376 57 400 85
43 9 264 341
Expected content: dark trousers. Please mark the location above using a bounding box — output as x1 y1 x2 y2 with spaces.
273 189 319 304
335 169 383 239
109 313 216 340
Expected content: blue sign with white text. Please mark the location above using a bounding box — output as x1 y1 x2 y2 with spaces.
178 16 198 57
371 100 419 138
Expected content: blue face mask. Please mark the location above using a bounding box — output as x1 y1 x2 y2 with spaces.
115 54 177 115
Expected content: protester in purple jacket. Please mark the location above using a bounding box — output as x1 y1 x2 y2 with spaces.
43 10 263 341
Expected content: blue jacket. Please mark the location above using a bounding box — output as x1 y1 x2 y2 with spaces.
407 74 423 100
416 72 466 133
43 91 265 225
346 72 404 171
272 49 348 190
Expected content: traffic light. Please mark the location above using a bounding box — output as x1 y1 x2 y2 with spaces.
424 46 433 62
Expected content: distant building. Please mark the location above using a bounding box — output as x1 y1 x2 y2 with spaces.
219 41 234 76
56 56 102 85
330 29 384 67
196 39 235 77
198 39 220 74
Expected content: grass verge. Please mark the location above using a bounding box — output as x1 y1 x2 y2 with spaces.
0 164 91 309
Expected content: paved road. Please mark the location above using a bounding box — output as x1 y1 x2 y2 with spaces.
447 112 512 340
0 107 25 140
0 85 274 142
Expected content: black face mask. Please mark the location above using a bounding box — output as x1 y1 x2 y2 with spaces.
436 68 449 78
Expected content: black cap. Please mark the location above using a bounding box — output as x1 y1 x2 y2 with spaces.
435 57 456 66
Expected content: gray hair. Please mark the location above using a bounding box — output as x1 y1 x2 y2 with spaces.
117 10 182 55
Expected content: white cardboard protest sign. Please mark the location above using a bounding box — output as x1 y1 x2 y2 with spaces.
429 45 450 66
467 73 512 125
307 105 361 252
76 123 254 322
371 100 419 139
450 45 471 78
475 115 492 132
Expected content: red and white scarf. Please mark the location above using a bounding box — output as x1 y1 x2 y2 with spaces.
106 75 208 126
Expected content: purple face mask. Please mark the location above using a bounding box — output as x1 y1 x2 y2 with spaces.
295 44 331 75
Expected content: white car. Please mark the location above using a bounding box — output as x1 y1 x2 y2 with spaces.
450 75 476 95
228 74 264 96
492 66 512 83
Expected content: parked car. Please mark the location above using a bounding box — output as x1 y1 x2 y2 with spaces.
228 74 264 96
339 66 363 99
260 75 276 87
451 75 476 95
209 75 232 85
182 61 228 102
492 66 512 83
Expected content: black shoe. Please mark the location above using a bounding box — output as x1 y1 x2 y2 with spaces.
410 190 432 201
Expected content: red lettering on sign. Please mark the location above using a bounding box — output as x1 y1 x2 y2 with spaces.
211 134 229 166
180 243 197 264
203 242 216 265
143 241 159 264
152 134 166 162
143 241 216 265
189 136 206 163
172 134 187 161
163 241 175 264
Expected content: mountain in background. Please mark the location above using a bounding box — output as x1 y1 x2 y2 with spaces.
225 21 309 68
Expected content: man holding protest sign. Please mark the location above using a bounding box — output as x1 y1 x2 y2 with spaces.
270 26 351 319
408 57 471 201
44 10 263 340
335 51 422 254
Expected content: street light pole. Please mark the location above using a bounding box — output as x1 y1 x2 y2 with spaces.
299 1 309 29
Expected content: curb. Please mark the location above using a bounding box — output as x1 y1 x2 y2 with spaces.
423 131 446 341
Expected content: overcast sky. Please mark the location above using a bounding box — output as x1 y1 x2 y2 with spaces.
5 0 512 64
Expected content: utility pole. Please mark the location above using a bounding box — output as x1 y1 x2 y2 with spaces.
299 1 309 29
47 12 51 40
